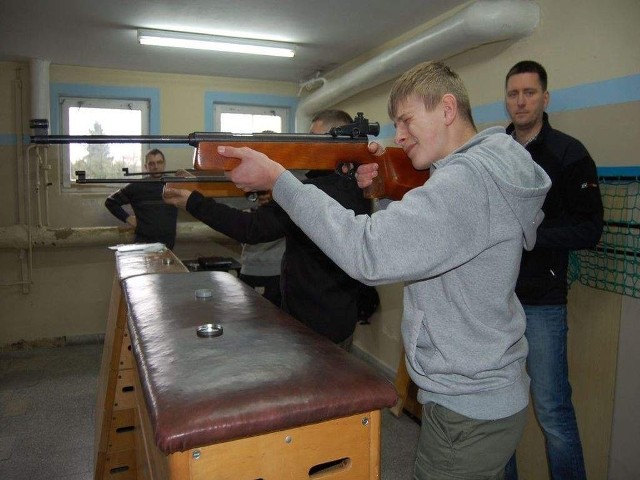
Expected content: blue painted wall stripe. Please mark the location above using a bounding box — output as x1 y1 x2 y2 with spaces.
1 74 637 147
597 166 640 178
472 73 640 125
0 134 17 145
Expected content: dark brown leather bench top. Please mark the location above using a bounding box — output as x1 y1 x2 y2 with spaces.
122 271 398 454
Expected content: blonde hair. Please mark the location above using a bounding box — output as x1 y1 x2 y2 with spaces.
388 61 476 129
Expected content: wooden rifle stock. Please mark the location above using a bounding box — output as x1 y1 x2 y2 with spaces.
190 140 429 200
163 178 246 198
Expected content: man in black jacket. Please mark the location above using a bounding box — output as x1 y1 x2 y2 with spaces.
163 110 373 350
503 61 603 480
105 148 178 249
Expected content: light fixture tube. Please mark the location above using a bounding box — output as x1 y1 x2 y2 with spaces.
137 29 296 58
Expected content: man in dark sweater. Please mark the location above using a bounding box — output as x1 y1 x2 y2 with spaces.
504 60 604 480
163 110 373 350
105 148 178 249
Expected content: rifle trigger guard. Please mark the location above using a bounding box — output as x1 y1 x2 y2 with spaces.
335 161 359 180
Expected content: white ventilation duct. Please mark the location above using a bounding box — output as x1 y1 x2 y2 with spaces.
295 0 540 130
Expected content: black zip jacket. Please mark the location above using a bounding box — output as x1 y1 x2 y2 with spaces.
186 170 372 343
105 182 178 249
507 113 603 304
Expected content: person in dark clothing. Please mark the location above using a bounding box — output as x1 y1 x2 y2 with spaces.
105 148 178 249
237 190 285 307
503 60 604 480
163 110 374 350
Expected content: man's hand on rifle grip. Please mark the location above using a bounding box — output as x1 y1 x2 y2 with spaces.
355 141 384 189
218 146 285 193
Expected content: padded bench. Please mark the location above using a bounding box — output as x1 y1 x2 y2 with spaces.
122 270 398 479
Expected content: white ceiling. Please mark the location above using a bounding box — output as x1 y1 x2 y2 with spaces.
0 0 468 84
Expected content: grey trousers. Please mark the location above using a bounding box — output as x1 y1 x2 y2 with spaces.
413 403 528 480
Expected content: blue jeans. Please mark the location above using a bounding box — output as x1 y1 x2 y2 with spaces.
505 304 586 480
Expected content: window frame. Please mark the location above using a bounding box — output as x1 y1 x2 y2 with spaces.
204 92 298 133
58 96 150 191
50 83 160 195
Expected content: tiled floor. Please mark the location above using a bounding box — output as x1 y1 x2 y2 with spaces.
0 344 100 480
0 343 419 480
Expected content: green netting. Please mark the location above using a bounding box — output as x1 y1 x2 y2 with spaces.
569 170 640 298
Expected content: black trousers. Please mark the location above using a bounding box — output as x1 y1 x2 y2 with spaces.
238 273 282 307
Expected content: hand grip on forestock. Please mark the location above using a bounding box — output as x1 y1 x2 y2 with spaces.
364 148 430 200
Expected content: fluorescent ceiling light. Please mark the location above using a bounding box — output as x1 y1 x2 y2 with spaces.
137 29 296 58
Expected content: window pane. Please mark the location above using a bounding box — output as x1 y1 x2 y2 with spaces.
68 107 143 180
60 96 150 188
220 113 282 133
215 103 289 133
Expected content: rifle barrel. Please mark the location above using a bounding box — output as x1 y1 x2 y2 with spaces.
31 132 372 146
29 112 379 145
122 169 191 176
31 135 191 145
76 175 230 184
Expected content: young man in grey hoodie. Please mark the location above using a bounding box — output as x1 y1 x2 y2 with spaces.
167 61 552 479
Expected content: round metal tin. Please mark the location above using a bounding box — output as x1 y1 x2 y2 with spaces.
195 289 213 299
196 323 223 338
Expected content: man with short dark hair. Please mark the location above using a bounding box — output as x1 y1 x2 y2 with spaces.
105 148 178 249
504 60 603 480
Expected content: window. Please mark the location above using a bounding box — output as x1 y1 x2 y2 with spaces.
60 97 150 188
214 104 289 133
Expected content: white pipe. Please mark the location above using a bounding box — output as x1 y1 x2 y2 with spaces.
295 0 540 130
0 223 240 249
297 76 327 97
14 69 26 223
34 148 43 227
29 58 50 125
24 145 36 286
29 59 52 227
42 148 51 226
14 70 31 294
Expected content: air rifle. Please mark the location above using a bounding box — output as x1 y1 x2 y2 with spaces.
31 112 429 200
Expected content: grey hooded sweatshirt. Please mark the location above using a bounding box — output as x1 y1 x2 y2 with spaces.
272 127 551 420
